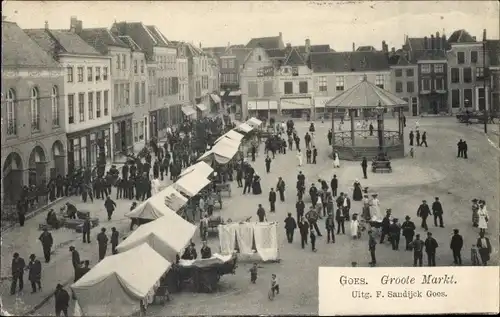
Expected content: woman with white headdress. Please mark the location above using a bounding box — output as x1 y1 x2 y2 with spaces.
333 151 340 168
297 150 303 167
477 200 489 234
370 193 382 220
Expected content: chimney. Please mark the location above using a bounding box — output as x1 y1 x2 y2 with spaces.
110 20 118 35
199 42 202 49
44 21 49 30
442 34 446 50
436 32 440 49
483 29 487 42
279 32 282 39
382 40 388 53
75 20 83 34
431 34 435 50
352 42 355 52
305 38 311 55
70 16 78 32
424 36 428 49
391 47 395 53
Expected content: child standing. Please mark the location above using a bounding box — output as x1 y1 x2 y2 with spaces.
271 274 279 295
249 263 258 283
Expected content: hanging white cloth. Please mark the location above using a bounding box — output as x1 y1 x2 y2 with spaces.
218 223 237 254
350 219 359 238
235 223 255 255
253 223 279 261
333 153 340 168
297 152 303 166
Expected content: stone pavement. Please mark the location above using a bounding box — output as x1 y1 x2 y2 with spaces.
5 117 497 316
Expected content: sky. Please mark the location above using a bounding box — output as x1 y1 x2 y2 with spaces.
2 1 499 51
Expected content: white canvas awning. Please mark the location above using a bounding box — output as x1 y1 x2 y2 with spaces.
215 130 245 143
173 172 211 196
182 106 196 116
156 186 188 212
116 216 196 263
198 138 240 164
125 199 174 220
246 117 263 127
228 90 242 96
235 122 254 133
196 104 208 111
210 94 221 103
71 244 170 317
179 161 214 178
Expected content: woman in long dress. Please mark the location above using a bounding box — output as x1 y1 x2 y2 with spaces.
477 200 489 234
362 194 371 220
370 193 382 220
333 152 340 168
151 177 161 195
252 174 262 195
352 180 363 201
297 150 303 167
350 213 360 239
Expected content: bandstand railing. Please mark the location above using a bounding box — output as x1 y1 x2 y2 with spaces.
333 130 402 147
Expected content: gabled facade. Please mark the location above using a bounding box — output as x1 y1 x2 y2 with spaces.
390 54 419 115
246 33 285 50
25 18 113 174
447 29 488 113
487 39 500 114
311 50 392 118
2 20 67 206
176 45 190 118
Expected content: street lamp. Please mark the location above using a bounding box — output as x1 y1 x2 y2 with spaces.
374 101 385 151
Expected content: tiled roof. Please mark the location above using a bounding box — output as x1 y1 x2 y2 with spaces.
448 29 476 43
311 51 390 73
407 37 425 51
50 30 102 55
145 25 170 47
413 49 447 61
24 29 59 57
229 44 245 49
78 28 128 54
265 48 287 59
284 48 305 66
296 44 331 54
112 22 167 60
226 47 252 66
2 22 60 68
246 36 283 50
203 46 228 58
396 54 412 66
487 40 500 66
119 36 142 51
356 46 377 52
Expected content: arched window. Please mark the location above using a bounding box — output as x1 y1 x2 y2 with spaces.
51 86 60 127
30 87 40 131
6 89 17 136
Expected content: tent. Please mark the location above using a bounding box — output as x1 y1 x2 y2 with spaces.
215 130 245 144
124 186 187 220
179 161 214 178
71 243 170 317
116 215 196 263
246 117 263 128
218 222 279 262
235 122 254 133
173 170 211 197
198 137 240 164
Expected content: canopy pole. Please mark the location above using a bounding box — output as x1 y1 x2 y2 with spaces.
350 109 355 146
331 107 335 147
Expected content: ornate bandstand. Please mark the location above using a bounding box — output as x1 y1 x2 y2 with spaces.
325 75 408 168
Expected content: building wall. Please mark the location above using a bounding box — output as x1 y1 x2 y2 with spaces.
240 47 277 118
447 43 487 112
146 61 158 142
130 50 149 144
491 68 500 114
390 65 419 115
153 47 179 133
220 56 239 90
177 58 190 106
61 55 113 134
110 46 134 119
1 67 68 202
417 60 448 114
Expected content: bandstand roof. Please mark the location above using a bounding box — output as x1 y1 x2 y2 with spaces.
325 76 408 109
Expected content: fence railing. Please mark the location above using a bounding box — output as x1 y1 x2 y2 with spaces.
333 130 402 147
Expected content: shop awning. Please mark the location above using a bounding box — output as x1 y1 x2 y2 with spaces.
280 98 312 110
198 138 240 164
173 172 211 197
247 100 278 110
196 104 208 111
215 130 245 143
228 90 242 96
246 117 263 127
235 122 254 133
210 94 221 103
179 161 214 178
181 106 196 116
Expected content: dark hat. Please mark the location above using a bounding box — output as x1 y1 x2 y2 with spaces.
472 198 478 202
453 229 459 233
386 208 392 212
422 200 427 203
30 254 35 259
56 284 63 289
405 215 410 220
435 197 439 200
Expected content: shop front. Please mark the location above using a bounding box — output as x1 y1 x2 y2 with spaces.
112 115 133 157
210 93 222 113
196 103 208 119
181 105 196 121
247 100 278 120
67 124 112 174
279 98 312 119
168 104 182 126
149 111 159 140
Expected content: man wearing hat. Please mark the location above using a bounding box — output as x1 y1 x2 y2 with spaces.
417 200 431 231
200 241 212 259
379 209 392 244
284 212 297 243
432 197 444 228
325 212 336 243
389 218 401 251
27 254 42 293
401 216 416 251
450 229 463 265
54 283 70 317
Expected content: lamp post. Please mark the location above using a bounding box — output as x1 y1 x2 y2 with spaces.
374 101 385 152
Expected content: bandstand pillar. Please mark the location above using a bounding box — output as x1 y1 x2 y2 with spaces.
398 107 404 140
349 109 356 146
331 107 335 146
377 110 385 149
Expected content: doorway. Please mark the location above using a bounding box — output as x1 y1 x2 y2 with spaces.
411 97 418 116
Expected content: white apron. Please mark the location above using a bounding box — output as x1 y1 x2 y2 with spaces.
333 154 340 168
297 153 303 166
478 207 488 229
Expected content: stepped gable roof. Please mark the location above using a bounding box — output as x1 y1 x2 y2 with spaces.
2 21 60 67
311 51 389 73
448 29 476 44
78 27 128 54
246 35 282 49
325 76 408 109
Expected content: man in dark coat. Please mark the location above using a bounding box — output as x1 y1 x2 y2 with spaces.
432 197 444 227
265 155 272 173
10 252 25 294
39 227 53 262
477 231 492 265
389 218 401 250
236 167 243 187
417 200 431 231
298 217 309 249
312 146 318 164
327 129 333 145
457 139 464 158
379 210 392 243
361 157 368 179
420 131 428 147
306 206 322 236
309 184 318 208
335 207 345 234
401 216 416 250
276 177 285 202
243 173 252 194
284 213 297 243
257 204 266 222
295 198 305 224
424 232 438 266
104 196 116 221
368 230 377 266
409 130 414 146
122 163 129 181
462 141 468 159
411 234 425 266
268 188 277 212
325 212 335 243
54 284 70 317
416 130 421 146
111 227 119 255
450 229 463 265
97 228 109 261
330 175 338 197
200 241 212 259
28 254 42 293
70 246 81 282
82 216 91 243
